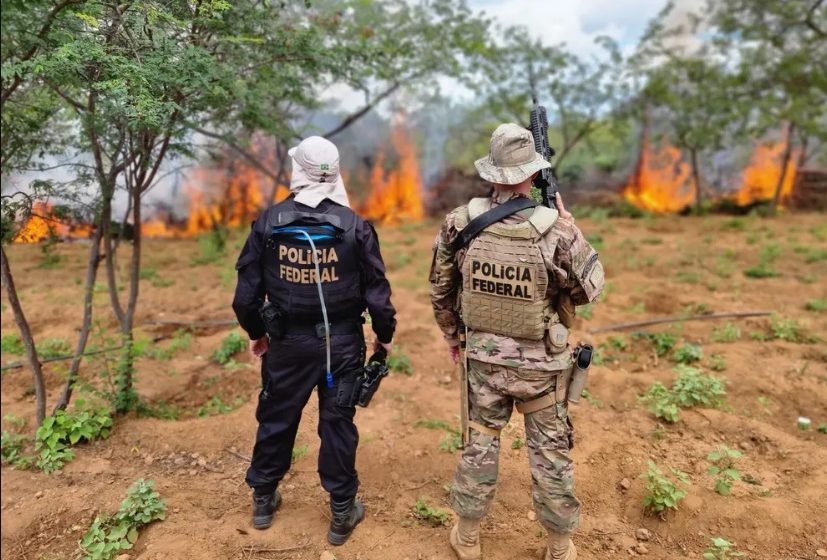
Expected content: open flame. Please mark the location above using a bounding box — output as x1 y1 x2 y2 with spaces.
360 125 424 224
733 142 797 206
13 202 93 243
623 136 693 213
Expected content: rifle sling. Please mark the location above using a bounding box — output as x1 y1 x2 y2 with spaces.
451 197 538 252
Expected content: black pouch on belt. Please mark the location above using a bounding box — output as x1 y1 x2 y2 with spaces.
259 301 286 340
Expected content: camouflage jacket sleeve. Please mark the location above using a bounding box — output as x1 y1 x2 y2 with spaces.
429 209 464 345
548 216 604 306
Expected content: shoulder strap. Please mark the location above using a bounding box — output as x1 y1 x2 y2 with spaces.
450 196 538 252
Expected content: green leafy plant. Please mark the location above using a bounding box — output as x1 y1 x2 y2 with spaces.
818 423 827 434
413 498 451 527
805 298 827 312
35 407 113 473
1 333 25 355
212 332 247 365
671 365 726 408
640 383 681 423
439 432 463 454
388 352 413 376
192 226 228 265
711 323 741 343
707 354 727 372
707 446 743 496
136 400 182 421
511 437 524 450
79 479 166 560
642 461 689 516
1 431 34 469
672 343 703 364
765 316 815 343
197 395 246 417
703 537 745 559
640 366 726 423
639 332 678 357
608 335 627 351
744 243 780 278
37 338 72 359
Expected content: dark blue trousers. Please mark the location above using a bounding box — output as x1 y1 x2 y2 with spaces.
245 332 364 499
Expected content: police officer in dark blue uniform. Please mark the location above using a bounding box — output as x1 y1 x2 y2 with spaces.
232 136 395 546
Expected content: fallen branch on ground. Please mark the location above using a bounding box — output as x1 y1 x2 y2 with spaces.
1 336 162 371
588 311 771 335
144 319 238 328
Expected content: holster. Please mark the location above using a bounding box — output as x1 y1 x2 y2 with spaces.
259 301 286 340
335 349 389 408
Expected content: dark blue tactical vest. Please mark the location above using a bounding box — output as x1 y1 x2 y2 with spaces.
261 198 363 324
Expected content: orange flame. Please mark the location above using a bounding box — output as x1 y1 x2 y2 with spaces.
13 202 93 243
734 143 797 206
360 126 424 224
623 136 693 213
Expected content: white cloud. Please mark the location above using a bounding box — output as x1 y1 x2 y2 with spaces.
470 0 670 55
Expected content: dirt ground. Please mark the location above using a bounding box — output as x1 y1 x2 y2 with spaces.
2 213 826 560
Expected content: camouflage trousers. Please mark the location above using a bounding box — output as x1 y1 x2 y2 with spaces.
450 359 581 534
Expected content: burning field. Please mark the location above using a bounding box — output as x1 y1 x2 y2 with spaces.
2 203 827 559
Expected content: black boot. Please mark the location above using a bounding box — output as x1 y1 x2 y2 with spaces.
252 489 282 530
327 496 365 545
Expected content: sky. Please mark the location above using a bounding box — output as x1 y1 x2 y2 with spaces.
468 0 671 56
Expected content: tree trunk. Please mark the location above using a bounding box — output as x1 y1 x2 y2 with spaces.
115 185 142 410
0 245 47 427
770 121 796 214
53 225 103 412
689 147 702 212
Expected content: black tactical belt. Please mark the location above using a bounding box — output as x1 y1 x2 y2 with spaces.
286 320 363 338
451 197 538 252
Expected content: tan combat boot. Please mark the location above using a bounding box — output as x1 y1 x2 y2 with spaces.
545 531 577 560
449 517 481 560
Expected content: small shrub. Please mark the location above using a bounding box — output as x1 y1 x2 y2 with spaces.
35 407 113 473
1 333 25 355
439 432 462 454
511 437 524 450
1 431 34 469
607 336 627 351
703 537 746 559
136 400 181 421
388 352 413 376
707 446 743 496
767 316 814 343
640 332 677 357
415 419 454 432
80 479 166 560
744 243 781 279
641 382 681 423
711 323 740 343
672 343 703 364
413 498 451 527
642 461 689 516
818 423 827 434
805 298 827 312
38 338 72 359
192 227 228 265
671 365 726 408
640 366 726 423
197 395 246 417
212 331 247 365
805 248 827 263
707 354 727 372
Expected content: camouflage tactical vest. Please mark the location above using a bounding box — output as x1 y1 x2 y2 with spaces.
456 198 559 340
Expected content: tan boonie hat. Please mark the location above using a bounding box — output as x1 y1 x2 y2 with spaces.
474 123 551 185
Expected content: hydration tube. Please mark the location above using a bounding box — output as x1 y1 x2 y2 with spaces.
296 230 333 389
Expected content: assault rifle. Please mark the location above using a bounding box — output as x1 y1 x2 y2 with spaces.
529 93 560 210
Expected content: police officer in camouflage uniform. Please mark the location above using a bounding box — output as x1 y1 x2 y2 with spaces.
233 136 396 545
429 124 604 560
